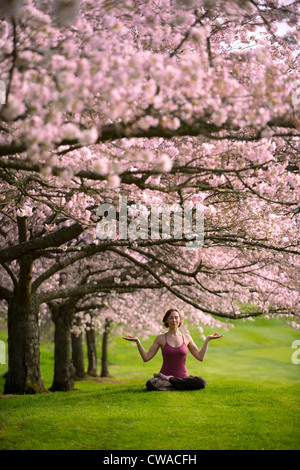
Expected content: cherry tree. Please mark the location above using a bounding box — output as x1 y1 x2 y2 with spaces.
44 256 166 391
0 0 299 394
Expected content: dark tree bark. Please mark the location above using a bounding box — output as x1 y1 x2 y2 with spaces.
86 328 97 376
71 332 86 378
49 301 76 392
101 318 112 378
4 294 44 394
4 217 44 395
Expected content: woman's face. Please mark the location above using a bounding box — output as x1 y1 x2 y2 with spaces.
167 311 181 328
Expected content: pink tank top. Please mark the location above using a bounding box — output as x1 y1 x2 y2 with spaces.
160 333 189 378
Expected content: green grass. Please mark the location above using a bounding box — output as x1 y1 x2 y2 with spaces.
0 318 299 450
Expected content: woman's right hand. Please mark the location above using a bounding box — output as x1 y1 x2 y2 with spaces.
122 334 138 342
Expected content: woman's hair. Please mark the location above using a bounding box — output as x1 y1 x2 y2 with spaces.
162 309 182 328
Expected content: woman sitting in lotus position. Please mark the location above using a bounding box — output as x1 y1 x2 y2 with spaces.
123 308 223 391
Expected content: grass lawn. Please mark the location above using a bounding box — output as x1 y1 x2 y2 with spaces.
0 317 299 450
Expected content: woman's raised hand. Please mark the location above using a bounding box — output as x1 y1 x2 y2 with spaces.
207 333 224 340
122 334 139 342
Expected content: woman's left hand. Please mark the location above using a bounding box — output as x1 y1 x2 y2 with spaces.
122 334 139 342
207 333 224 340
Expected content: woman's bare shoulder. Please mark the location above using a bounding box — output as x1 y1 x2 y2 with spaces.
155 333 165 346
183 332 194 345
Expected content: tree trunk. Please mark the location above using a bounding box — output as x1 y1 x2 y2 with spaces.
4 218 44 395
101 318 112 378
71 332 86 378
4 294 44 394
86 328 97 376
49 302 75 392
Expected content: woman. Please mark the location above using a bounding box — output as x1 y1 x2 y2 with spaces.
123 308 223 391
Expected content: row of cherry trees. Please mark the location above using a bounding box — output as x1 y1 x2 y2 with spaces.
0 0 299 394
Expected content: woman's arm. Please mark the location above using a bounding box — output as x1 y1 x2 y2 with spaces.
187 333 223 362
123 335 160 362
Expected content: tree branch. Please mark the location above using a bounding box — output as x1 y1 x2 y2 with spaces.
0 222 84 264
1 263 18 288
0 115 298 159
31 244 108 293
37 281 163 304
0 285 12 302
109 247 262 319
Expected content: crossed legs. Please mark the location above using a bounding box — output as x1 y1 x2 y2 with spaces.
146 373 207 391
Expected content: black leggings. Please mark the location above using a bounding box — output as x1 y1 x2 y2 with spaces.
146 375 207 391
